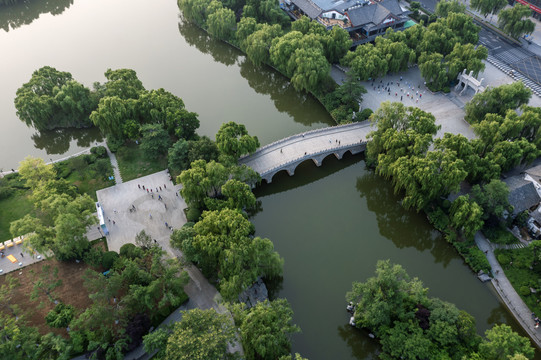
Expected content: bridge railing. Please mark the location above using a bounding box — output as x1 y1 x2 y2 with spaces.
259 141 368 177
238 121 372 161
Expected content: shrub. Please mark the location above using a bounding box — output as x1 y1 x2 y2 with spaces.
45 303 75 328
83 246 105 268
497 254 510 265
185 207 202 222
90 146 108 158
106 135 124 153
101 251 119 269
464 247 491 273
520 286 531 296
357 108 373 122
120 243 143 259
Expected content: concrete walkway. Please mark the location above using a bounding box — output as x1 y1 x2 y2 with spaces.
475 232 541 349
104 144 123 184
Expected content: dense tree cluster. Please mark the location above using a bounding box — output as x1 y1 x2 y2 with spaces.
14 66 98 131
343 13 486 91
68 246 188 359
498 4 535 39
10 157 96 260
347 260 535 359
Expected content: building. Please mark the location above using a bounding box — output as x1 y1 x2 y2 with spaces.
284 0 411 45
504 175 541 216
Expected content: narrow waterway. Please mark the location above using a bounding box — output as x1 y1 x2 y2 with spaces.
0 0 538 358
251 154 532 359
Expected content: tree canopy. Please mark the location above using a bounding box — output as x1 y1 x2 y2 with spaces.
498 4 535 39
15 66 96 131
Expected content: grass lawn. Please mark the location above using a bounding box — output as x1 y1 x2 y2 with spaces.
0 189 34 242
116 143 168 182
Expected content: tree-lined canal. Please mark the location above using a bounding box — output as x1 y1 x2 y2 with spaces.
0 0 534 358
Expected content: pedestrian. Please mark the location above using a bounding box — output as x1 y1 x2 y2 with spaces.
113 220 116 225
400 95 403 101
132 205 135 210
20 252 24 257
176 192 178 197
143 185 145 190
420 93 422 98
138 184 140 189
280 148 282 153
108 217 111 223
305 152 307 155
395 92 397 96
159 186 162 191
400 76 402 81
150 189 152 193
147 188 149 193
165 222 168 227
339 141 341 145
151 194 154 199
149 214 152 219
158 195 162 200
156 187 158 192
154 239 157 244
164 184 166 189
164 203 167 210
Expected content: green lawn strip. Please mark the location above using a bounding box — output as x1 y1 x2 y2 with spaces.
115 143 167 182
0 189 34 241
495 248 541 315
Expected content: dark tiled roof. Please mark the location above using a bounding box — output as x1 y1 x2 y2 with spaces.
525 164 541 181
346 0 404 27
504 176 541 215
291 0 323 18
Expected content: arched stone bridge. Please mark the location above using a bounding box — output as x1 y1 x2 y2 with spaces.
239 122 373 184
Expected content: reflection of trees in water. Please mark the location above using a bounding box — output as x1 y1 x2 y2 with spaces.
31 126 103 154
355 170 452 266
263 275 283 300
0 0 74 32
238 58 333 127
176 15 333 127
177 16 240 67
337 324 380 359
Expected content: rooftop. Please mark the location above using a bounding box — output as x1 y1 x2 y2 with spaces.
504 175 541 215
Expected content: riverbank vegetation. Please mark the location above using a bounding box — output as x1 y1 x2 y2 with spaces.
364 81 541 273
347 260 535 359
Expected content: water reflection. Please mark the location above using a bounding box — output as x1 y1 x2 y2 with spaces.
337 325 379 359
31 126 103 154
355 170 443 253
238 58 332 126
254 153 362 197
177 16 333 127
0 0 74 32
177 16 240 67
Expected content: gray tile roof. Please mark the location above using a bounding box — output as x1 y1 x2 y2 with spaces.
346 0 404 27
504 175 541 215
291 0 323 18
525 164 541 181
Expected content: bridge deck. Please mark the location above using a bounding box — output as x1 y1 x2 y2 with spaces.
239 122 373 179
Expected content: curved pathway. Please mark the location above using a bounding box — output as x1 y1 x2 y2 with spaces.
239 122 372 183
475 232 541 349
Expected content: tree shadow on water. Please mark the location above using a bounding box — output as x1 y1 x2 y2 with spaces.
337 324 380 359
355 170 455 268
238 58 334 127
31 126 103 155
177 16 240 67
0 0 74 32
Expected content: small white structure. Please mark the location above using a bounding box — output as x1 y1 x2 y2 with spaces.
455 69 485 96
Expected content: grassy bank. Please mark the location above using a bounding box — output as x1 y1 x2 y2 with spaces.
115 142 168 182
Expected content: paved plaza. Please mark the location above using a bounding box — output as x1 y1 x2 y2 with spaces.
96 170 187 255
0 235 45 275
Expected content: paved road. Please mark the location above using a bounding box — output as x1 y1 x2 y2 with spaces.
475 232 541 349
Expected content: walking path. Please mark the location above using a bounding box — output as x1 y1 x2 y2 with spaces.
104 144 123 184
475 232 541 348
